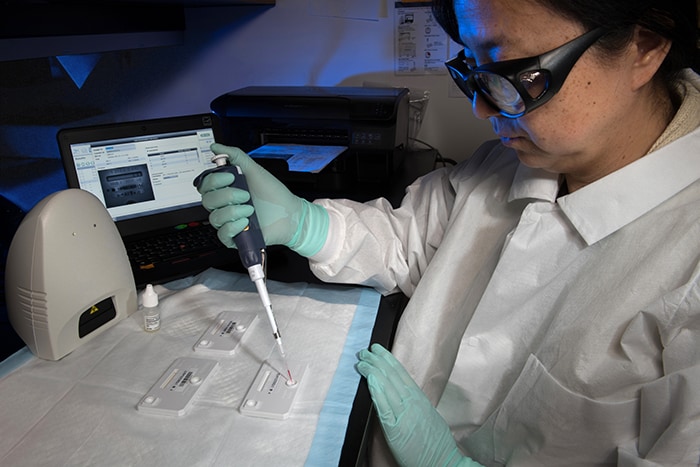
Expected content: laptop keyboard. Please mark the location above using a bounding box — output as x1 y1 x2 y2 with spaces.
125 222 224 270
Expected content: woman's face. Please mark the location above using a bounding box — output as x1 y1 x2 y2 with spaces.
453 0 667 190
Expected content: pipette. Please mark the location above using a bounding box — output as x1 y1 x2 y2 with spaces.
194 154 294 383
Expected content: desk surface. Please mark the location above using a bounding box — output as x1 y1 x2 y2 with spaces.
0 269 394 467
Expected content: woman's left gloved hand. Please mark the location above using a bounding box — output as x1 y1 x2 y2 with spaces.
356 344 484 467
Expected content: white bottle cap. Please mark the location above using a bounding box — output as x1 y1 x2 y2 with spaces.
142 284 159 307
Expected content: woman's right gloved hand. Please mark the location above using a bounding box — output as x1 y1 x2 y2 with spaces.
197 143 329 257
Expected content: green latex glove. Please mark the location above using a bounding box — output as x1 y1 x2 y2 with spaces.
356 344 484 467
197 143 329 257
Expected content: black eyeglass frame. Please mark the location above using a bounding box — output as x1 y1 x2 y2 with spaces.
445 27 607 118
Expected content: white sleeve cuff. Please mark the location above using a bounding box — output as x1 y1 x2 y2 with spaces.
308 206 344 264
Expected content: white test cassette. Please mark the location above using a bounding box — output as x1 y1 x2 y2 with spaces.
193 310 256 356
240 361 308 420
137 357 218 416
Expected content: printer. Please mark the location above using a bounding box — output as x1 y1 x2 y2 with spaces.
210 86 410 201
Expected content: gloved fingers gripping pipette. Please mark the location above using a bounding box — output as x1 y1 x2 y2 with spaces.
194 153 295 384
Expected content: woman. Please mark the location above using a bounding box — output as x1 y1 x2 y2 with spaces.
199 0 700 464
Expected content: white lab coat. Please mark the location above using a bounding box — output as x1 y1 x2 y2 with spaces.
309 71 700 465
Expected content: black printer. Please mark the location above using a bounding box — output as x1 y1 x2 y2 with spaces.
210 86 410 201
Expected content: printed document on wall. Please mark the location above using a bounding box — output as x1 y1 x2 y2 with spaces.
394 2 449 75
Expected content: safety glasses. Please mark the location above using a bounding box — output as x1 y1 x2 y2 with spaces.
445 27 606 118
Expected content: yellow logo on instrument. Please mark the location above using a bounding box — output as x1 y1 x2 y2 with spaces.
90 305 99 314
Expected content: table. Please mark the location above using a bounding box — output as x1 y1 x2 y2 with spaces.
0 268 393 466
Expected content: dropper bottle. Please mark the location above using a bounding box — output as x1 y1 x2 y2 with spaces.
142 284 161 332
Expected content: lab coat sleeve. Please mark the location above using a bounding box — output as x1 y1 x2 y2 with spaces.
618 267 700 465
308 165 457 296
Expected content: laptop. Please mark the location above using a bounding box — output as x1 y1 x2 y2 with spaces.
58 113 239 288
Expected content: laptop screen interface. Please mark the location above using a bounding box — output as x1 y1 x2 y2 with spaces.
68 128 215 222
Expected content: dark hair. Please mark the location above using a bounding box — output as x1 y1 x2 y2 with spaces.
432 0 700 80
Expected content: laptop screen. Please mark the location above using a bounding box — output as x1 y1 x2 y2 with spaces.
59 114 220 237
65 126 214 222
